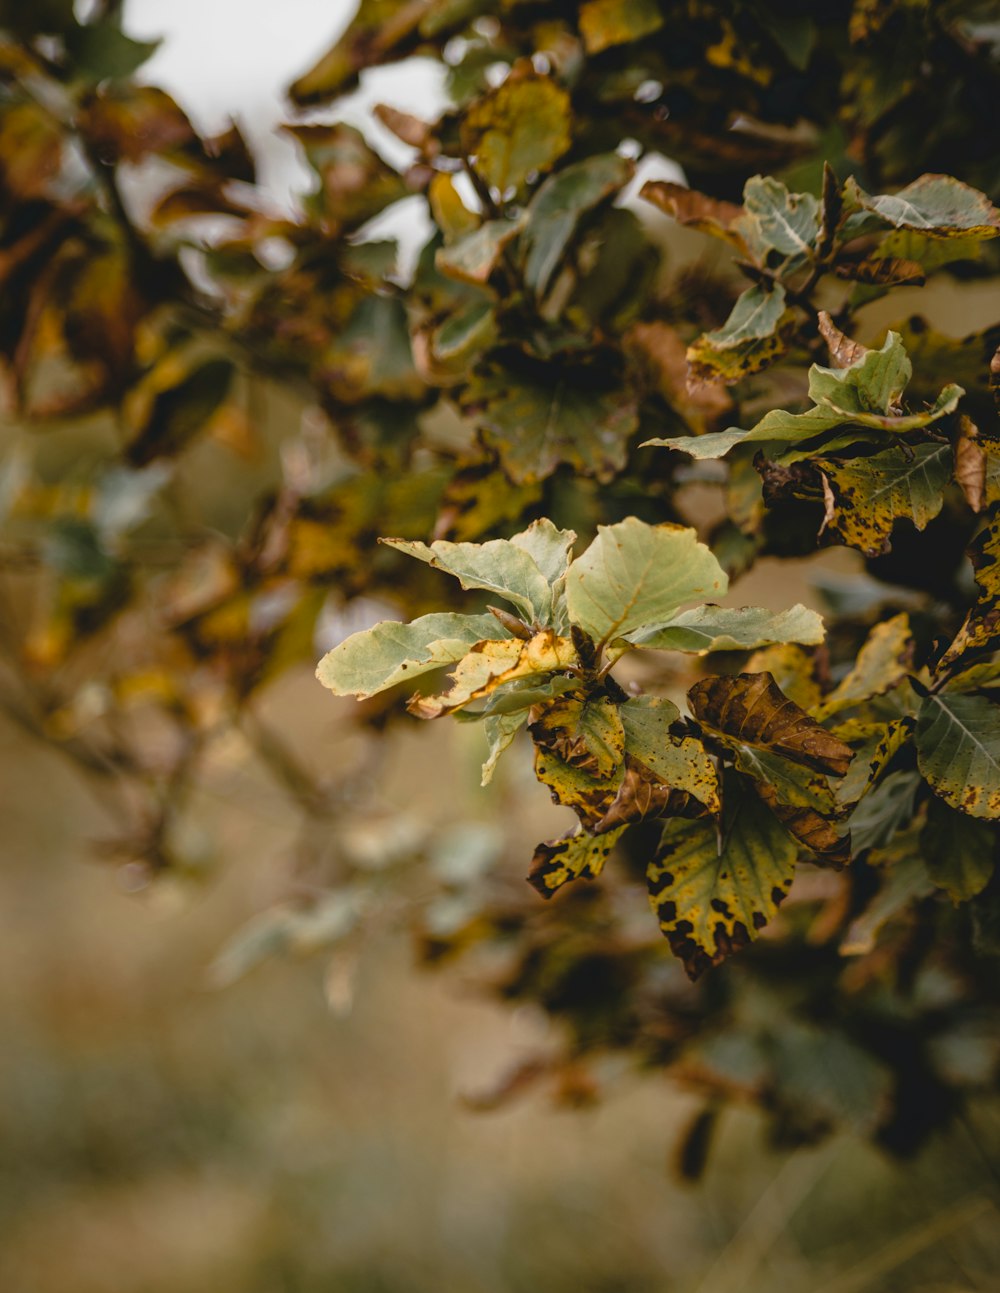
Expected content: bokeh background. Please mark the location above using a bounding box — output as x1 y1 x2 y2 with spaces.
3 4 1000 1291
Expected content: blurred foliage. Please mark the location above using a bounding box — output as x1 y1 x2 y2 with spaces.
2 0 1000 1176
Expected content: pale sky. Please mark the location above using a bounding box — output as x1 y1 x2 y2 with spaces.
122 0 448 210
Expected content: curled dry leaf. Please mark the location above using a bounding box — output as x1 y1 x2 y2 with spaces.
818 311 868 369
689 672 854 776
954 415 985 513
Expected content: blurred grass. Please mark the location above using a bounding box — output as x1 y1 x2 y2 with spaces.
2 665 1000 1293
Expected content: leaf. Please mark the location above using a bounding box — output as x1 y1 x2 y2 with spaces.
595 760 707 833
687 284 791 385
285 123 408 230
521 154 632 298
578 0 664 53
126 358 235 465
625 321 734 432
460 65 572 194
530 694 625 778
462 361 637 484
647 774 798 978
565 518 728 646
510 519 577 587
689 672 854 776
382 534 554 623
834 256 925 286
619 696 721 812
848 770 922 854
435 216 525 287
316 611 501 697
625 603 825 654
841 847 933 956
834 717 914 809
745 643 823 710
816 614 914 716
848 173 1000 239
818 311 868 369
916 691 1000 819
921 798 996 902
534 744 624 830
410 631 578 719
737 175 820 260
938 517 1000 669
482 710 529 785
740 751 849 865
639 181 748 252
324 295 422 403
955 416 985 514
288 0 428 103
65 19 161 82
819 441 951 557
527 824 627 896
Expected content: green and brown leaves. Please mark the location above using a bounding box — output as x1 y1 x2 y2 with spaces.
916 691 1000 820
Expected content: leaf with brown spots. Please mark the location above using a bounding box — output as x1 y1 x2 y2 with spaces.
834 717 914 809
530 694 625 778
834 257 925 286
689 672 854 776
938 516 1000 670
734 746 849 865
916 690 1000 819
528 825 626 897
618 695 721 813
744 644 823 711
646 773 798 978
534 743 624 831
818 311 868 369
819 441 952 557
410 631 578 719
686 284 793 386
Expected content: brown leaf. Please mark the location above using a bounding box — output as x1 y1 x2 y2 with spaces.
689 672 854 776
954 415 985 513
639 180 747 252
751 778 850 866
991 343 1000 413
834 258 925 286
594 759 706 834
817 311 867 368
373 103 436 153
625 320 733 431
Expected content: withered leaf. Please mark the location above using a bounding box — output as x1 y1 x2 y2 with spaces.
595 759 706 834
530 694 625 778
534 743 624 831
689 672 854 776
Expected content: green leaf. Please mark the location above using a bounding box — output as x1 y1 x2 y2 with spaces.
650 333 961 460
382 535 554 623
324 294 422 403
819 442 952 557
647 774 797 978
848 770 921 853
626 603 825 653
316 611 502 698
737 176 820 260
528 825 627 896
509 518 577 586
463 362 637 484
922 798 996 902
687 284 790 385
460 65 572 193
66 20 161 81
520 153 632 298
482 710 529 785
848 173 1000 240
916 691 1000 819
619 696 721 813
435 216 525 287
565 519 728 646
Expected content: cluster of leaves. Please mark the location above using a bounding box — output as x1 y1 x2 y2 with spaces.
4 0 1000 1159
